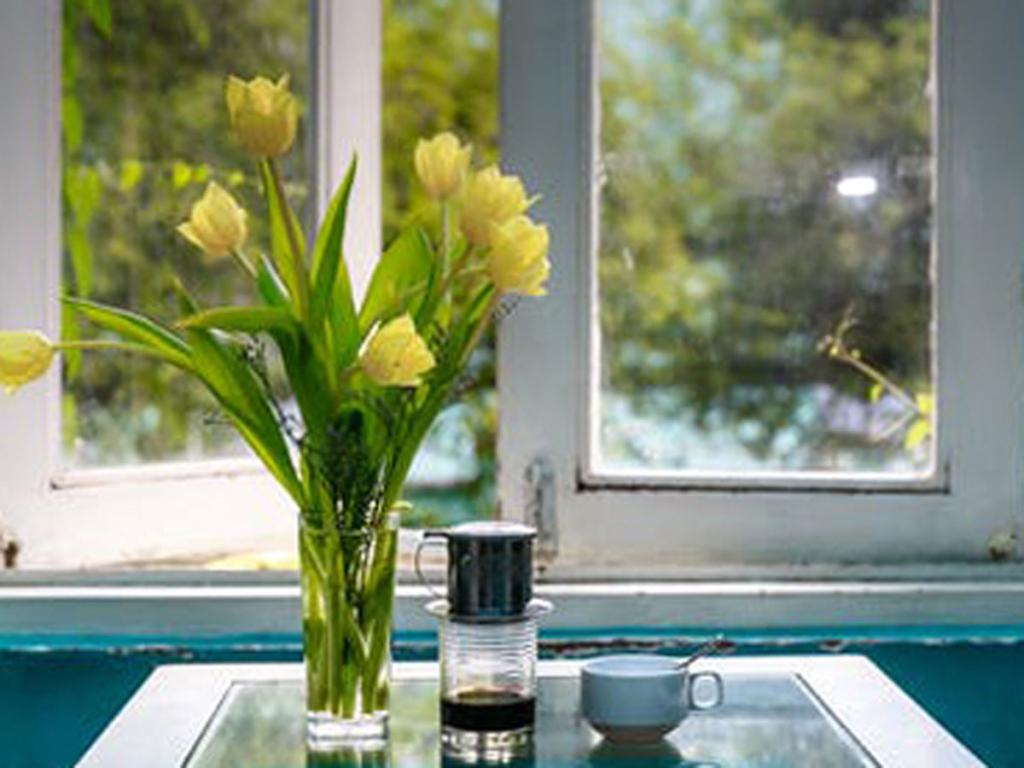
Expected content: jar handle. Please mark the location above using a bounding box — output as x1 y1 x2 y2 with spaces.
414 529 448 599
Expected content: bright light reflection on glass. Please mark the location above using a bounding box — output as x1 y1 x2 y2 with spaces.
836 175 879 198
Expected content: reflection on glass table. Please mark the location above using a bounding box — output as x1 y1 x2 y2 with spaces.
186 674 871 767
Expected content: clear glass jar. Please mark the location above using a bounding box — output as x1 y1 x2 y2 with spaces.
428 599 551 762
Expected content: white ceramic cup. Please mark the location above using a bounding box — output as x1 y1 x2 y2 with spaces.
581 655 724 743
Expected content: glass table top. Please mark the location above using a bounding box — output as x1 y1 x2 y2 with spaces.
185 672 876 767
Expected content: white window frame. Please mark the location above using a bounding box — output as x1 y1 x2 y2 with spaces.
2 0 1024 636
0 0 381 568
498 0 1024 575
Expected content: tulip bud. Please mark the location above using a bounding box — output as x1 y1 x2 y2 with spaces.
359 314 436 388
0 331 56 395
488 216 551 296
414 132 471 200
459 166 531 247
177 182 248 259
225 74 299 158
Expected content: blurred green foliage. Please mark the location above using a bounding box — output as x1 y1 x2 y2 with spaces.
62 0 311 465
598 0 931 471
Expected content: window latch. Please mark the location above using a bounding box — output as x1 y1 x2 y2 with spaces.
525 456 557 562
0 522 19 569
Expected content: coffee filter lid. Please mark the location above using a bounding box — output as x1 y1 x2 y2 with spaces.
445 521 537 539
426 597 553 622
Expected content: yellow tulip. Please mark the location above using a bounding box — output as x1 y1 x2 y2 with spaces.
414 132 471 200
488 216 551 296
225 74 299 158
359 314 436 388
0 331 56 395
177 182 248 259
459 166 531 247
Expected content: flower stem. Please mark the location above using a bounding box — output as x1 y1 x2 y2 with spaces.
230 247 257 279
462 292 500 368
300 517 397 721
442 201 450 273
57 340 129 351
434 246 477 303
441 203 452 315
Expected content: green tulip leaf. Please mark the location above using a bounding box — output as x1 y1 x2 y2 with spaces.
185 329 302 504
310 157 360 366
170 277 201 316
254 258 334 437
256 256 293 311
259 160 306 309
178 306 298 336
63 297 193 371
359 228 434 333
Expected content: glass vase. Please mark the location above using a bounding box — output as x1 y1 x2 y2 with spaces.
299 510 399 749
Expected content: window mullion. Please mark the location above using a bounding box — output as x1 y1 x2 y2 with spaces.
0 0 62 564
935 0 1024 548
312 0 382 302
498 0 593 535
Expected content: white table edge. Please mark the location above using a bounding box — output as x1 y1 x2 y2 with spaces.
75 655 984 768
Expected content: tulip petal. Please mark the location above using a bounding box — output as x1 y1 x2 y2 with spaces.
359 314 435 387
0 331 56 394
488 216 551 295
224 74 298 158
177 182 247 259
460 166 530 246
414 132 471 200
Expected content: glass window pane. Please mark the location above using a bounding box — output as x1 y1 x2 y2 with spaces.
383 0 499 526
58 0 499 568
62 0 310 468
597 0 933 475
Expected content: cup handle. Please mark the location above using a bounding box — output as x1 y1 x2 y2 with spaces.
688 670 724 710
414 530 448 599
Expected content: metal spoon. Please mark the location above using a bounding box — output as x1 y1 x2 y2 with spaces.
678 635 731 669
